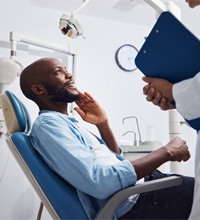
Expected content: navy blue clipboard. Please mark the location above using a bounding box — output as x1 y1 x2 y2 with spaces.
135 11 200 130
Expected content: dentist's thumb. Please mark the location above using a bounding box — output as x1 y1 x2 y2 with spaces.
142 76 154 84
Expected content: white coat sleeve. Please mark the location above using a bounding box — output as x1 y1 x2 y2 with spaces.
173 72 200 120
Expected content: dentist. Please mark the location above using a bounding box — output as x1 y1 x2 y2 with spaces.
142 1 200 219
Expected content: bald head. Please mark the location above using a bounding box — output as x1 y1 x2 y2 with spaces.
20 57 79 112
20 57 59 101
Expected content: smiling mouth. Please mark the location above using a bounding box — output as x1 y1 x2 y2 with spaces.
66 81 77 90
68 84 76 89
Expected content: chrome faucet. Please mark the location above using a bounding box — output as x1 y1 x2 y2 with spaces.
122 131 137 146
122 116 142 145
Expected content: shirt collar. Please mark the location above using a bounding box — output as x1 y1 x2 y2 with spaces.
39 110 78 123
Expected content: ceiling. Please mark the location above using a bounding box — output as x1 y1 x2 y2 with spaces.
30 0 200 35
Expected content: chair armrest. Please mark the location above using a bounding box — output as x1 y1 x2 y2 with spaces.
94 176 182 220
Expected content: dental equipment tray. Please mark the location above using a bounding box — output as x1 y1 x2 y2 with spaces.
135 11 200 131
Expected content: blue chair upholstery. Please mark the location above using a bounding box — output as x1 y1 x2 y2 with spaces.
1 91 88 219
1 90 182 220
6 91 31 133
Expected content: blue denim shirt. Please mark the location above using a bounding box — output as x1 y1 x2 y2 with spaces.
30 110 137 219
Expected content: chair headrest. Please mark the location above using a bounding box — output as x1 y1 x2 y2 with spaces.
0 91 31 135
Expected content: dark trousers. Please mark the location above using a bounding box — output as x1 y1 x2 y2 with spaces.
120 170 194 220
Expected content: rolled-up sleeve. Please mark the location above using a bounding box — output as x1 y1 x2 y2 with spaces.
31 115 137 200
111 160 137 189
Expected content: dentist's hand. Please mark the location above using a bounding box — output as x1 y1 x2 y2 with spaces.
74 91 108 125
186 0 200 8
142 77 175 110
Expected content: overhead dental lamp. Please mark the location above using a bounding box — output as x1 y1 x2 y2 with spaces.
59 14 84 39
59 0 91 39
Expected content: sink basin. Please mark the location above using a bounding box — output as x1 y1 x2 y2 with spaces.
117 140 133 152
117 140 162 153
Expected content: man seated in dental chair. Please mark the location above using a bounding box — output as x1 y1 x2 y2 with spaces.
20 57 194 220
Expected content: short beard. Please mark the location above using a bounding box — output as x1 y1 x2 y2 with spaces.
44 83 80 103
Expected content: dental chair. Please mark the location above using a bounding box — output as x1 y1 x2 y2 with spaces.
0 90 182 220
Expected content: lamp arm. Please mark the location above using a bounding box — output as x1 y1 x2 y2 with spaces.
72 0 91 16
143 0 166 15
143 0 181 20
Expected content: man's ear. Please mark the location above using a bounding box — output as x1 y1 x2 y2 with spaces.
31 84 45 95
